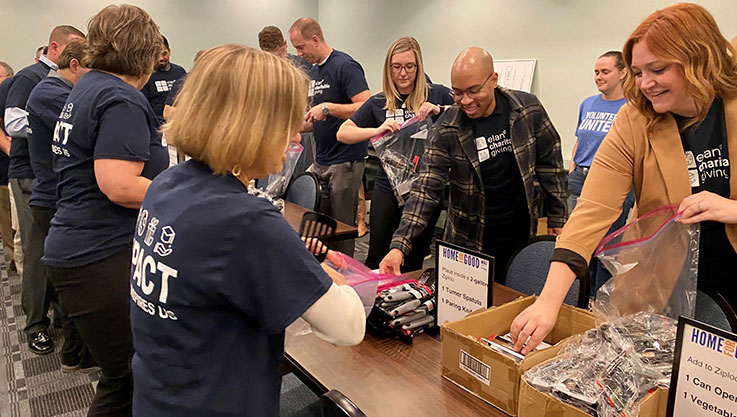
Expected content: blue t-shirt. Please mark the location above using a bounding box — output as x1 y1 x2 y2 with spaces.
309 49 369 165
5 60 53 179
26 73 72 208
573 95 626 167
0 78 13 186
43 71 169 268
130 159 332 417
350 84 454 191
140 63 187 125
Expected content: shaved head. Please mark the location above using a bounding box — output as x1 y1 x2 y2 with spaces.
452 47 494 74
450 47 498 119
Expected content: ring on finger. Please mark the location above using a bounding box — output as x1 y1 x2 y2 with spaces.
698 202 703 212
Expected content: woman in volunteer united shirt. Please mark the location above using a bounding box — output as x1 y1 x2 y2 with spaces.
569 51 633 294
42 5 168 416
511 3 737 355
337 36 454 271
130 45 365 417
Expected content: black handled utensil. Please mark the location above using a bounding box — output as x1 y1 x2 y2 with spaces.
299 211 337 262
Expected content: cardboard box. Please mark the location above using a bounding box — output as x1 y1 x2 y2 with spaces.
518 341 669 417
440 295 595 416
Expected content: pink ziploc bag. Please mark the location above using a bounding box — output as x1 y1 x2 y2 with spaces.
592 204 699 324
326 252 408 316
265 142 304 198
370 116 433 206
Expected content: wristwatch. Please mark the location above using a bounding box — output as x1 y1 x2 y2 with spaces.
321 103 330 117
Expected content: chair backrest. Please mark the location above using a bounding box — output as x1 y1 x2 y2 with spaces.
320 390 367 417
504 236 590 309
695 290 737 332
285 172 320 211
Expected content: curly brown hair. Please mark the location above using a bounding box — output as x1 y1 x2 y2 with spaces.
82 4 162 77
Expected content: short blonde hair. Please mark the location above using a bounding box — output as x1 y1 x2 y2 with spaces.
163 44 308 176
382 37 428 113
623 3 737 130
83 4 161 77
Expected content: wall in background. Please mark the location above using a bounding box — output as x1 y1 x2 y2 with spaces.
2 0 737 159
318 0 737 158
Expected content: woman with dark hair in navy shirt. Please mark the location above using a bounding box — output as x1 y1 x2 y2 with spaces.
42 5 168 416
130 44 365 417
337 36 454 271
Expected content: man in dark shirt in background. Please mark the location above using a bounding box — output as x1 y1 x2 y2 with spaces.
289 18 370 256
4 25 84 355
259 25 310 73
140 36 186 126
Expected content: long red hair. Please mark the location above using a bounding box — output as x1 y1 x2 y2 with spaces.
622 3 737 129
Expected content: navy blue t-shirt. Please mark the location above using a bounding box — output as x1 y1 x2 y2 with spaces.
5 60 53 179
26 73 72 208
309 50 369 165
0 78 13 186
130 159 332 417
141 63 187 125
472 89 529 248
43 71 169 268
350 84 453 191
676 98 737 303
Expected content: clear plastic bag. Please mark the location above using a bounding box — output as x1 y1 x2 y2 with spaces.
325 251 408 316
285 251 406 348
524 312 678 417
370 116 433 206
265 142 304 198
593 204 699 323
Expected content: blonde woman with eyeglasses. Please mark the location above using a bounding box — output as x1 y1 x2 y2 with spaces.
337 36 454 272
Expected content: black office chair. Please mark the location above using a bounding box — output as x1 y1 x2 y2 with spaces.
504 235 590 309
286 172 321 211
695 290 737 333
320 390 367 417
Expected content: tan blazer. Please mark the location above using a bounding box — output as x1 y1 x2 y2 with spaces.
557 98 737 259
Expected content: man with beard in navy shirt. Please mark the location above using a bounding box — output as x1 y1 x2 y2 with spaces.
289 18 370 256
4 24 84 355
140 36 186 126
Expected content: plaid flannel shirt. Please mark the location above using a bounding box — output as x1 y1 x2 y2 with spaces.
390 87 568 256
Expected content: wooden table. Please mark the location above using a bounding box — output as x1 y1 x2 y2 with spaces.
285 283 524 417
282 201 358 241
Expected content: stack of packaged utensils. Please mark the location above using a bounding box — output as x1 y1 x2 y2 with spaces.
367 268 436 343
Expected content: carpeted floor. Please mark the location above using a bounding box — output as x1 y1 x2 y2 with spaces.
0 254 100 417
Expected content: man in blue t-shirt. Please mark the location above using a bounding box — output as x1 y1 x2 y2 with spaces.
26 40 94 370
0 64 15 273
140 36 186 126
289 18 370 256
4 25 84 355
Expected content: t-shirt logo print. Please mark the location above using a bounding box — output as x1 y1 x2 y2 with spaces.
154 80 172 93
60 102 73 120
154 226 176 257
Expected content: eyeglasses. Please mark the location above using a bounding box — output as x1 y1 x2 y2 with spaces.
451 72 494 100
391 63 417 73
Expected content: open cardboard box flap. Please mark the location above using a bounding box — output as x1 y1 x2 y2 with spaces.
440 295 595 415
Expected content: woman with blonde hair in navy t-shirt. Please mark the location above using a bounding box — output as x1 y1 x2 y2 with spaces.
130 44 365 417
